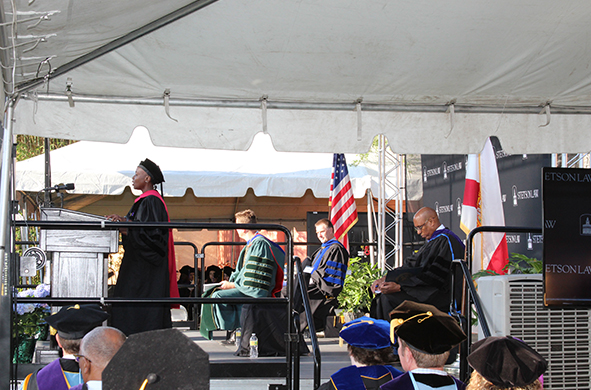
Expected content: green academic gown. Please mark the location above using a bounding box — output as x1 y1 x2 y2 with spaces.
200 233 285 338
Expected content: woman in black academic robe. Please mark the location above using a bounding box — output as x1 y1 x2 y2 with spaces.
107 159 177 335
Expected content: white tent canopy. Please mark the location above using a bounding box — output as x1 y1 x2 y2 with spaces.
4 1 591 154
15 128 383 199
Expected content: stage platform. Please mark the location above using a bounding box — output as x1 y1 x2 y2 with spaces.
188 329 363 389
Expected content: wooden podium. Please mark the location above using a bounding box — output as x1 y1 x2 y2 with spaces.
39 208 119 298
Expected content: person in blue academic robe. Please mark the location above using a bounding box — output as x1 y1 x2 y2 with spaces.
318 317 402 390
295 218 349 332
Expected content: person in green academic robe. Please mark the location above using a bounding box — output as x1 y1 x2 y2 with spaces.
200 209 285 339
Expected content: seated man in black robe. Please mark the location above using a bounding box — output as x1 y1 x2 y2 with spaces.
370 207 465 320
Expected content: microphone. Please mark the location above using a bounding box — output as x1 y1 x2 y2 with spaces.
43 183 75 192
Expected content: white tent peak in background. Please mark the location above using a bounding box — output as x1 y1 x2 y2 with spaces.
16 126 382 199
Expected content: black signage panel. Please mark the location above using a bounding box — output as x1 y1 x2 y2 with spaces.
543 167 591 306
422 137 550 261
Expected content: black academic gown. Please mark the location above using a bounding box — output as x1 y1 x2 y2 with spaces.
296 240 349 331
370 228 465 320
112 194 172 335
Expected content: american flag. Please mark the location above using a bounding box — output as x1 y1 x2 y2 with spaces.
329 153 358 250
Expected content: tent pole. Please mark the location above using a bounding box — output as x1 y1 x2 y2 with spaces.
367 189 375 266
44 138 51 206
377 135 385 270
0 98 15 390
23 93 591 115
15 0 220 93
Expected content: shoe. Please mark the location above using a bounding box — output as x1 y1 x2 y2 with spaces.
220 330 236 345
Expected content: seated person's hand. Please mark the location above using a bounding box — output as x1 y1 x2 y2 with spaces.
371 276 386 294
219 281 235 290
379 282 401 294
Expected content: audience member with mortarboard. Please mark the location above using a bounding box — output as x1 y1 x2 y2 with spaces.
178 265 196 320
204 265 222 284
466 336 547 390
380 301 467 390
20 304 109 390
222 266 234 281
178 265 195 297
106 158 180 335
102 328 208 390
318 317 402 390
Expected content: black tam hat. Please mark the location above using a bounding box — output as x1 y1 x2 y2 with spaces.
389 300 466 354
103 329 209 390
139 158 165 184
179 265 195 275
45 304 109 340
468 336 547 387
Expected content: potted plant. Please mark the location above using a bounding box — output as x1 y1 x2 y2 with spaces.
13 284 51 363
337 257 383 322
473 253 542 280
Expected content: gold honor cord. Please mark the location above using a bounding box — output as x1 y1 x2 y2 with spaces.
139 373 158 389
390 311 433 343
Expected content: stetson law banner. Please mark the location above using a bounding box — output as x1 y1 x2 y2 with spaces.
422 137 549 261
543 167 591 306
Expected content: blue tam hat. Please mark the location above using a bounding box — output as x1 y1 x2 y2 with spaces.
340 317 392 349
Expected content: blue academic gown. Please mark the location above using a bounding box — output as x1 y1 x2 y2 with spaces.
319 365 402 390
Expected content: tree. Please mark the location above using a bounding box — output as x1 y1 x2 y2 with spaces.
16 135 75 162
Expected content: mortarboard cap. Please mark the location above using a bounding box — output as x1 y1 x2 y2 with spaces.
340 317 392 350
179 265 195 275
389 301 466 354
45 304 109 340
468 336 547 387
139 158 165 184
103 328 209 390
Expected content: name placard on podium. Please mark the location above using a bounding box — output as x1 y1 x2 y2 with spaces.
39 208 119 298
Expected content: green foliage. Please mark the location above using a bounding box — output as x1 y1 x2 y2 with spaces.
16 135 75 161
472 253 542 280
505 253 543 274
338 257 384 314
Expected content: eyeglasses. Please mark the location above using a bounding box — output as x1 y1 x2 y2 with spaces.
74 355 91 364
414 218 431 232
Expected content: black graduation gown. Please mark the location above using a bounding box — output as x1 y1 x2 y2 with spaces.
370 228 465 320
297 241 349 331
112 195 172 335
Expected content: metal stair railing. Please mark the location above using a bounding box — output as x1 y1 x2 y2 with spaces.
459 225 542 382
